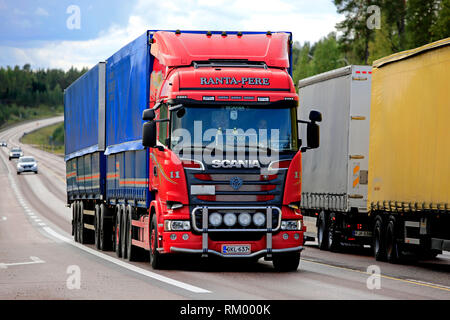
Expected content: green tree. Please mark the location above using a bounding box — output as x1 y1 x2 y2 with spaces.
430 0 450 40
333 0 379 64
406 0 442 47
310 33 346 74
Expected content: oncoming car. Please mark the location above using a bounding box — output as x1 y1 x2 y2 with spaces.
9 147 23 160
17 156 38 174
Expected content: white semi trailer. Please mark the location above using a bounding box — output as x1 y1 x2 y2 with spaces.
298 65 373 251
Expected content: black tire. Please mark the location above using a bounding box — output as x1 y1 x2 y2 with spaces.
317 211 328 250
150 214 164 269
420 250 441 260
78 201 88 244
272 252 301 272
373 217 387 261
71 202 76 237
114 205 122 258
94 204 100 250
121 205 128 259
126 205 141 261
17 172 20 175
73 202 79 241
327 213 340 252
386 219 401 263
99 203 112 251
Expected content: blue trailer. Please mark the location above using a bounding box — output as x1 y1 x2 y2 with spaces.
64 33 153 249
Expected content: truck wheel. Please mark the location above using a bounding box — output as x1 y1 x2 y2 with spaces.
317 211 328 250
71 202 77 237
150 214 165 269
373 217 387 261
126 205 141 261
114 205 122 258
386 219 402 263
272 252 301 272
121 205 128 259
327 213 340 252
420 250 441 260
99 204 112 251
78 201 89 244
94 204 100 250
73 202 79 241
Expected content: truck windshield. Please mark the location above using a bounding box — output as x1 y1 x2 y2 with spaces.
170 105 298 152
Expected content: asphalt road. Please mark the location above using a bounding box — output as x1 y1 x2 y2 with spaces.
0 117 449 300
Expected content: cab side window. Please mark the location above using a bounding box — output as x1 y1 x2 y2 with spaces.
158 104 169 146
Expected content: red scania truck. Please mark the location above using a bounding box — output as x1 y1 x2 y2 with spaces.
64 30 321 271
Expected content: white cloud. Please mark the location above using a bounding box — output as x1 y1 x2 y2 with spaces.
3 0 342 70
35 7 49 17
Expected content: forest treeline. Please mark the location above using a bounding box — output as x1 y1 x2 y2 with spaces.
292 0 449 83
0 64 87 127
0 0 449 128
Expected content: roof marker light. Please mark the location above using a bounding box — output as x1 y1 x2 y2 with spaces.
237 31 243 37
266 31 272 36
202 96 215 101
257 97 270 102
222 31 227 37
175 29 181 35
206 31 212 37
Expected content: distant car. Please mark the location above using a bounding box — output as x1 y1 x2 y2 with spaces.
0 141 7 147
17 156 38 174
9 147 23 160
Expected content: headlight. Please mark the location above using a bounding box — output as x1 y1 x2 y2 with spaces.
253 212 266 227
223 213 237 227
281 220 302 230
164 220 190 231
209 212 222 227
238 212 251 227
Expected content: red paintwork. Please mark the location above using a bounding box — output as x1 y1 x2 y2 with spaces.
282 151 302 206
135 30 304 258
160 66 298 104
151 31 290 69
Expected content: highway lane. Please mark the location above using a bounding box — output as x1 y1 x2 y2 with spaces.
0 117 449 300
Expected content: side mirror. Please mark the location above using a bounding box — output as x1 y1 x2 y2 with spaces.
309 110 322 122
142 109 155 121
142 121 157 148
307 122 320 149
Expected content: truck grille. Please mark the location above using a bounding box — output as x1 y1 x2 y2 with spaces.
186 171 286 205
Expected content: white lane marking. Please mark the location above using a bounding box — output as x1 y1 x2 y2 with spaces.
0 256 45 269
38 223 46 226
1 217 7 221
42 226 211 294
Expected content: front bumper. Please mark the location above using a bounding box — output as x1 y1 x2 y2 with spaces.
17 166 37 173
170 245 303 258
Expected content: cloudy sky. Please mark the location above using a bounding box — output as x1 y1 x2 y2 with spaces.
0 0 342 70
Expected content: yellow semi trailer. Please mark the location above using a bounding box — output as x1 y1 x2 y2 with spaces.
368 38 450 262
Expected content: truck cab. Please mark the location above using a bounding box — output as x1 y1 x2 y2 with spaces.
142 31 320 270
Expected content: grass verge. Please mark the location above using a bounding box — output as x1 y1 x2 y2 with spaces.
20 122 64 156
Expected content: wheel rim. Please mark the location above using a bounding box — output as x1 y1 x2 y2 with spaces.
328 224 334 247
374 225 381 255
151 228 156 255
386 223 396 259
318 223 323 244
